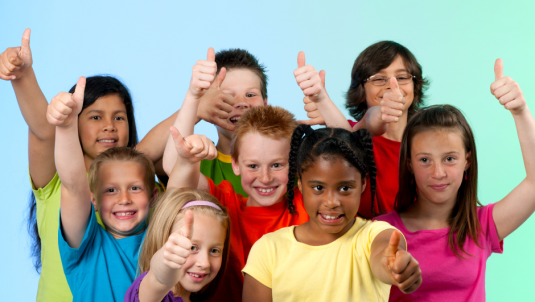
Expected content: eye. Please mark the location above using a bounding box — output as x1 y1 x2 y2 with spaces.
313 185 324 191
131 186 140 191
248 164 258 169
445 156 455 162
190 245 199 252
114 116 126 121
419 157 429 164
339 186 351 192
272 163 281 168
371 76 386 82
210 248 221 255
90 116 101 120
106 188 117 193
396 75 411 80
246 93 255 97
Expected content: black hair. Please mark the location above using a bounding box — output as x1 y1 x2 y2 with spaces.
27 75 139 273
215 49 268 100
286 125 377 215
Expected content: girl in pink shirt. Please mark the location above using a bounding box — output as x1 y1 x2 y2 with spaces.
375 59 535 301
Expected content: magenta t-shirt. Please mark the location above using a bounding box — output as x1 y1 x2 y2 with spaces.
124 271 184 302
374 203 503 302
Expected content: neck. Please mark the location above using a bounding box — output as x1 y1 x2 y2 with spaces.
216 131 231 155
401 194 456 231
382 111 408 142
178 290 191 302
83 153 94 172
295 218 356 246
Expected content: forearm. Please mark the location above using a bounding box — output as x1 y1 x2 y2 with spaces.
137 110 178 164
55 125 88 193
167 158 201 189
12 67 55 141
318 94 352 130
513 107 535 181
139 250 180 302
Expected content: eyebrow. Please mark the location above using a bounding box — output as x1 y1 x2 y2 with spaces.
415 151 461 156
85 109 127 115
307 180 357 185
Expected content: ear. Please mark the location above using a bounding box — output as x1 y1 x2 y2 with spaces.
297 179 302 192
90 192 98 212
464 151 471 171
149 188 159 208
231 157 241 176
263 98 268 106
361 176 367 194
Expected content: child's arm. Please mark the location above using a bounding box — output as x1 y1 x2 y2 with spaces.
47 77 92 249
490 59 535 241
1 29 57 189
242 274 272 302
370 230 422 294
139 210 195 302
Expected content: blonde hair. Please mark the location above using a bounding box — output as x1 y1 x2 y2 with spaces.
231 105 297 160
138 188 230 300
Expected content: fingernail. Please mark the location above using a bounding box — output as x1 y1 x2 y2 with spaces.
395 117 399 122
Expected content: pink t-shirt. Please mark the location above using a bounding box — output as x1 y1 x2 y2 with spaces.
374 204 503 302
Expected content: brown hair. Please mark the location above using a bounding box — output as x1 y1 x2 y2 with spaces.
231 105 298 160
396 105 482 258
345 41 429 121
88 147 156 204
138 188 230 301
216 48 268 100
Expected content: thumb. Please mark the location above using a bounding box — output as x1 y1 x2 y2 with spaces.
390 77 401 95
385 230 401 267
297 51 306 68
170 126 192 150
21 28 31 54
73 76 86 109
494 58 504 81
180 210 194 239
319 70 326 88
215 67 227 89
207 47 215 62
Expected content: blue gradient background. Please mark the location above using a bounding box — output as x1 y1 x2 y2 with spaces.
1 0 534 300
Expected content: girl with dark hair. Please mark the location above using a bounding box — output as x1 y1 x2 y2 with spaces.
242 125 422 301
295 42 429 219
375 59 535 301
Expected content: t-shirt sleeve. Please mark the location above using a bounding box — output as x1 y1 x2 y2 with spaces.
357 220 404 257
58 203 98 275
348 119 357 128
242 234 274 289
480 203 503 254
124 271 149 302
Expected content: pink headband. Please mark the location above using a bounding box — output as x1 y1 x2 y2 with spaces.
181 200 222 211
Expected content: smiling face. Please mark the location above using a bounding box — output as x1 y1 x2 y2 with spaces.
216 69 267 139
174 213 226 296
78 94 130 166
409 129 470 208
298 156 365 241
232 132 290 207
92 161 156 239
363 55 414 110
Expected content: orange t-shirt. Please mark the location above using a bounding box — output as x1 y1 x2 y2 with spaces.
206 178 309 302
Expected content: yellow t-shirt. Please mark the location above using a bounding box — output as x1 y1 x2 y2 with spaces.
242 218 400 302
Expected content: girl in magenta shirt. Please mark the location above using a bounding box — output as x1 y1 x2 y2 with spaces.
375 59 535 301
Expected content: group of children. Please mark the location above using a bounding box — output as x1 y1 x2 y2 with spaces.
2 27 535 302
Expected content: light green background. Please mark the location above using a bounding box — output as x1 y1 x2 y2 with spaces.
0 0 533 300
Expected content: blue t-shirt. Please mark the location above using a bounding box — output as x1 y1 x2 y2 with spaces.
58 204 146 302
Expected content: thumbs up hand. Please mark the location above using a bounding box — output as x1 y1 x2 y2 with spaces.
490 58 526 115
294 51 328 103
0 28 33 81
380 77 406 123
189 48 218 99
46 77 86 128
162 210 195 270
170 126 217 164
382 231 422 294
197 66 237 131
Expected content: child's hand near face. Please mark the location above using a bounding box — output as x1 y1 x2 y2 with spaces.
0 29 32 81
380 77 406 123
162 210 194 272
170 126 217 164
46 77 86 128
382 231 422 294
299 80 326 126
197 67 236 131
189 48 218 100
294 51 327 104
491 59 526 115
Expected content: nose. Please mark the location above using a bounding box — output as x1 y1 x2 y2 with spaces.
103 117 117 132
234 99 251 110
195 251 210 269
117 190 132 205
258 167 273 184
431 162 446 179
323 190 340 209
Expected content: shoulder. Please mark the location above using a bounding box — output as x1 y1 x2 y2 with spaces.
31 171 61 201
373 211 399 225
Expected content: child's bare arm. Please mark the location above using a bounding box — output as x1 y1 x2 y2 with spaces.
1 29 57 188
139 210 195 302
490 59 535 241
370 229 421 294
47 77 91 249
242 274 272 302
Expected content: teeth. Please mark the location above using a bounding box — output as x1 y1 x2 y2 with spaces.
115 212 135 216
259 188 274 193
322 214 340 220
99 140 115 143
230 117 240 122
190 273 202 278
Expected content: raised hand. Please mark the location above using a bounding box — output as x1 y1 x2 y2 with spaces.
0 28 32 80
46 77 86 128
197 66 236 131
189 47 218 99
298 70 327 126
170 126 217 164
294 51 327 103
380 77 406 123
383 231 422 294
162 210 194 270
491 58 526 115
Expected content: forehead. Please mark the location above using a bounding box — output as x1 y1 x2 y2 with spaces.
97 161 147 185
238 132 290 161
220 68 262 91
411 129 465 153
82 93 127 114
376 55 408 74
302 156 361 182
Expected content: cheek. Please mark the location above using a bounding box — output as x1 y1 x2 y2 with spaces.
210 257 222 275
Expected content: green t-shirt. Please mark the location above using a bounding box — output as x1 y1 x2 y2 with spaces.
200 151 247 197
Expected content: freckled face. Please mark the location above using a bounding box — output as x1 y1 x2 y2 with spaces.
410 129 470 207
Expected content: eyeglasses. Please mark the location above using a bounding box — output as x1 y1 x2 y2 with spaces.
363 74 415 86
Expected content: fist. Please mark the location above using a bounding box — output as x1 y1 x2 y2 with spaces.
170 126 217 164
0 28 32 81
162 210 194 270
380 77 406 123
46 77 86 128
189 48 217 99
294 51 326 103
383 230 422 294
491 58 526 115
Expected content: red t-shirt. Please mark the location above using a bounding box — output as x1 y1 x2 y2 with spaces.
348 120 401 219
206 178 309 302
